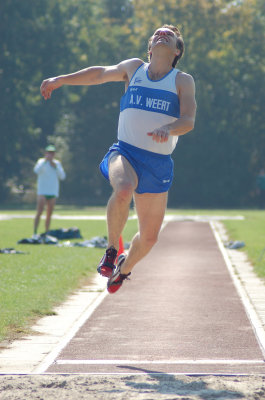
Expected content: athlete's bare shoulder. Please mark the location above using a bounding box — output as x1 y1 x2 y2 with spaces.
175 71 195 93
118 58 144 82
176 71 195 85
119 58 144 68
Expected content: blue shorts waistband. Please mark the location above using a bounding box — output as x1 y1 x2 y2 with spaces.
118 141 171 160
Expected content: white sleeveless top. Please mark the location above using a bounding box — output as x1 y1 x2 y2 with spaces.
118 63 180 155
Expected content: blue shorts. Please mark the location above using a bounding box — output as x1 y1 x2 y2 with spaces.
99 141 174 194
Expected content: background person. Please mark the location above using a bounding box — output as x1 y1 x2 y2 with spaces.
33 145 66 235
40 24 196 293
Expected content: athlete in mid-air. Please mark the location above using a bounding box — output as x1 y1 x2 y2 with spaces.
40 24 197 294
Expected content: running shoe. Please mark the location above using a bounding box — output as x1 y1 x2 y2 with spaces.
107 253 131 294
97 245 117 277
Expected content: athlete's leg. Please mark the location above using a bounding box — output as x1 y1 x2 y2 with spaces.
34 195 46 234
120 191 168 275
107 154 138 249
45 197 56 232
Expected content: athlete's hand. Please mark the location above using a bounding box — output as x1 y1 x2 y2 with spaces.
147 124 170 143
40 77 62 100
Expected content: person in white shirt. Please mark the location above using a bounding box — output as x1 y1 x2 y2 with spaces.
33 145 66 234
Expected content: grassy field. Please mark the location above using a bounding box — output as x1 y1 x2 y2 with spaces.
222 210 265 278
0 211 137 342
0 207 264 343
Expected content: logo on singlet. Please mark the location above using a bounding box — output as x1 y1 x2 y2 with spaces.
133 77 142 84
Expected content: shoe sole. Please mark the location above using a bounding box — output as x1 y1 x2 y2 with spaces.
107 254 127 294
107 272 125 293
97 265 114 278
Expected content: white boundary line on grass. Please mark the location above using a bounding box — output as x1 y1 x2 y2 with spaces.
210 221 265 359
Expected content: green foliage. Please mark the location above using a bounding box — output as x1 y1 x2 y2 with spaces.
1 0 264 207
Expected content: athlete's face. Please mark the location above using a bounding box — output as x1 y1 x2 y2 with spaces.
150 28 179 54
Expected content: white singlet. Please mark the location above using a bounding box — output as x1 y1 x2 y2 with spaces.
118 62 180 155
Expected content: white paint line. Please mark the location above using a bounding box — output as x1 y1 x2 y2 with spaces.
163 215 245 222
55 359 264 365
6 372 263 377
33 289 109 373
210 221 265 359
53 215 107 220
0 213 245 221
51 214 246 222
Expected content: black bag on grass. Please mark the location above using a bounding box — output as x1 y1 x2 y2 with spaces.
46 227 82 240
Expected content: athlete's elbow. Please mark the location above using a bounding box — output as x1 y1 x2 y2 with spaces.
181 119 195 135
186 120 195 132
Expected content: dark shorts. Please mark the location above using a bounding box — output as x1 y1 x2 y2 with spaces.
44 195 56 200
99 141 174 194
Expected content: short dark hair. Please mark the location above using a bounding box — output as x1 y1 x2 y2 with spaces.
148 24 184 68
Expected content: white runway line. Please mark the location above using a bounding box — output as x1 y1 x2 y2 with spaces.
55 359 265 365
210 221 265 359
40 372 264 376
0 213 245 221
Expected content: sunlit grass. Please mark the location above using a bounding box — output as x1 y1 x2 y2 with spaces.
0 215 137 342
222 211 265 278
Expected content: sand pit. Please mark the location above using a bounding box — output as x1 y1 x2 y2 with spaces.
1 374 265 399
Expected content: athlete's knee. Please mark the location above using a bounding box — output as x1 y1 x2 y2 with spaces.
114 181 134 203
140 233 158 250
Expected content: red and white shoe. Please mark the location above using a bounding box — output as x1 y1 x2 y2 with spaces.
97 246 117 278
107 254 131 294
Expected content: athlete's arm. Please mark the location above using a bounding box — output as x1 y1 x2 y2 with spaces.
40 58 143 100
170 72 197 136
148 73 196 143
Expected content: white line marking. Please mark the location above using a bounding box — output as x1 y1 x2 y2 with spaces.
55 359 264 365
210 221 265 359
0 213 245 221
37 372 265 376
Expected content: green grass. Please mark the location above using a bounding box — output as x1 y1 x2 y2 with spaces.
0 207 264 343
0 212 137 342
221 211 265 278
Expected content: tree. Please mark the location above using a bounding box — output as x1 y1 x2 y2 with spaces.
1 0 264 208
